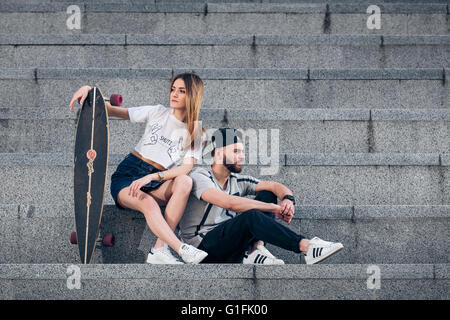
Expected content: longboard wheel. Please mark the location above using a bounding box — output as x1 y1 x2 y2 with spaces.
109 94 122 106
102 234 115 247
70 232 78 245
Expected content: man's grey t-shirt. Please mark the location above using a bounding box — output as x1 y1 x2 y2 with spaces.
179 167 260 248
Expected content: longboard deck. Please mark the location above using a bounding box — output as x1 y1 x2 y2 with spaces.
73 86 109 264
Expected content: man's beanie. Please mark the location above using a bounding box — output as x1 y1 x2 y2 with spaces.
211 128 241 151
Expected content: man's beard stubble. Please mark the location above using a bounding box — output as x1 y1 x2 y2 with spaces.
223 155 242 173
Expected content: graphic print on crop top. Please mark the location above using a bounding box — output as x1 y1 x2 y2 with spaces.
128 104 204 169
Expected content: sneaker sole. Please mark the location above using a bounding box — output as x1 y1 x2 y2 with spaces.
307 244 344 265
256 253 285 265
242 255 285 265
263 260 285 265
243 260 285 265
146 255 184 265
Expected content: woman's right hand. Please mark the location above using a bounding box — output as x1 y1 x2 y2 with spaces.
128 173 157 198
69 85 92 110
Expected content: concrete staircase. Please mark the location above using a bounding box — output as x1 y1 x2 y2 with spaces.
0 0 448 299
1 264 448 300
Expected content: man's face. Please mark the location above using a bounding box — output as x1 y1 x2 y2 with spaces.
221 142 245 173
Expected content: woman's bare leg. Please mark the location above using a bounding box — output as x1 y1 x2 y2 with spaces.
147 175 193 249
116 187 183 254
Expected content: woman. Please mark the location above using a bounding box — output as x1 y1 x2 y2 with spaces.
69 73 208 264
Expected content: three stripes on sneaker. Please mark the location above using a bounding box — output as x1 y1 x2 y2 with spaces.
312 247 324 259
253 253 268 264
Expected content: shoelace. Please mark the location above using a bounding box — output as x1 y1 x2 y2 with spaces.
312 238 334 247
182 245 199 257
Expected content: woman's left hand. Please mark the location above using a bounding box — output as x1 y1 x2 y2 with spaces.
129 173 157 198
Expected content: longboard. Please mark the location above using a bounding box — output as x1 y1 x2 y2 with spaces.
72 86 121 264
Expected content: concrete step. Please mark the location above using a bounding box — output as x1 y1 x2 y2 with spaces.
6 0 450 3
0 263 448 300
0 153 448 206
1 68 448 109
0 2 448 35
1 203 449 265
1 34 448 68
1 108 449 154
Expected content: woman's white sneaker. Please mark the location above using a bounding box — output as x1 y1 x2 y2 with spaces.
146 244 184 264
179 244 208 264
304 237 344 265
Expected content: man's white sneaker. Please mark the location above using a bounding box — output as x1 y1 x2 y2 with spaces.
178 243 208 264
255 244 285 264
304 237 343 265
243 246 285 265
146 244 184 265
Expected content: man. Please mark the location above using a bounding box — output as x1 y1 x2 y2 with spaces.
178 128 343 265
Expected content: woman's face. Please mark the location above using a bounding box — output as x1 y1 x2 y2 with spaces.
170 78 186 110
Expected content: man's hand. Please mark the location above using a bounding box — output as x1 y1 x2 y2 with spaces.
278 199 295 223
268 203 292 223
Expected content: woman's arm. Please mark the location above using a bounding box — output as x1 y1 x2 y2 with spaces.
128 158 195 198
69 86 130 120
105 101 130 120
156 157 194 181
69 85 91 110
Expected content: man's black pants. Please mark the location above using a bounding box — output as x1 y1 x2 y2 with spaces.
198 190 305 263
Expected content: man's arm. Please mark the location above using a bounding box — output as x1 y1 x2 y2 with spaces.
200 188 280 214
255 181 293 200
255 181 295 223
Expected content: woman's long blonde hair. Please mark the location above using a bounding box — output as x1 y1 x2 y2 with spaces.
170 72 205 150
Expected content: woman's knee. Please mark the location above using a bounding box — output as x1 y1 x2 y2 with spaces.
118 188 160 213
172 174 193 194
140 193 160 210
